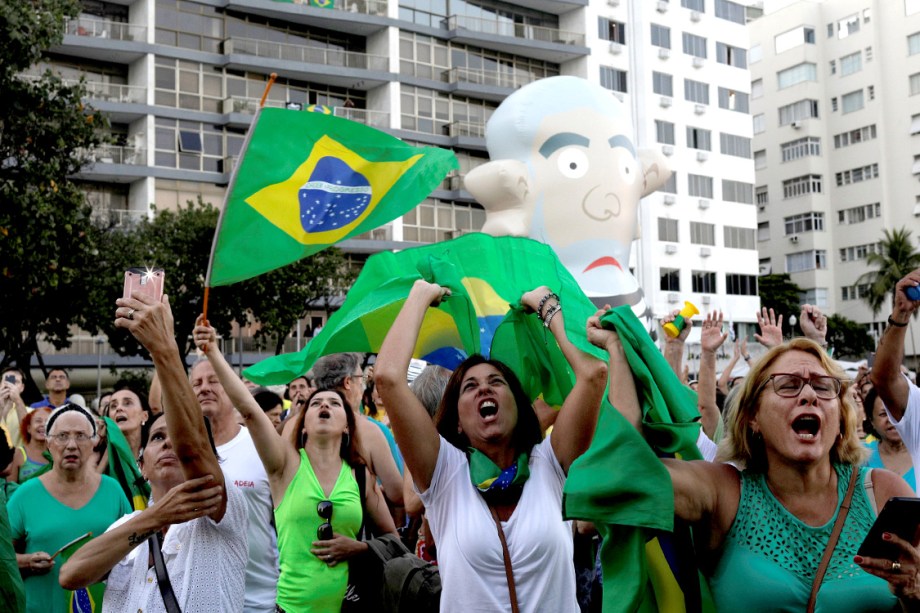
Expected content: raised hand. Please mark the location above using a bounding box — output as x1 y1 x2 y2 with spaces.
754 307 783 349
799 304 828 345
700 310 728 354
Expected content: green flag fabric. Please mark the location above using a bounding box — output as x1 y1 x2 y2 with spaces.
0 479 25 613
207 107 458 286
103 417 150 510
55 533 105 612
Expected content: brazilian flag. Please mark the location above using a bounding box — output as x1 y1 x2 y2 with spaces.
206 107 458 286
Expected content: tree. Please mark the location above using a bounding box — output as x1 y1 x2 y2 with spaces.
858 227 920 318
825 314 873 360
0 0 106 391
756 274 804 338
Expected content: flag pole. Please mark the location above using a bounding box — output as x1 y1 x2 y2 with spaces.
202 73 279 324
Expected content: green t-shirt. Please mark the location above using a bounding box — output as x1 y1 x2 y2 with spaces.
1 478 25 613
7 474 132 613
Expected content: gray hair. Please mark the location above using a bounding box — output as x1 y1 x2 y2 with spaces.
313 353 362 391
409 365 452 417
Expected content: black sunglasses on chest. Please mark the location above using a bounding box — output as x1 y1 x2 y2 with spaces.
317 499 333 540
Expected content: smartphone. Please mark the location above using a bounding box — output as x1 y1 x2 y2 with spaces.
857 497 920 559
867 352 876 368
3 375 15 384
123 268 165 302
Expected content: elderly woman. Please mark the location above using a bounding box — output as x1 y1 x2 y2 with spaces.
375 281 607 612
595 321 920 611
863 388 916 492
17 408 51 482
192 319 396 613
60 293 248 612
8 404 132 613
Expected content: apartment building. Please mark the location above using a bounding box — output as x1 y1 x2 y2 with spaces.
750 0 920 354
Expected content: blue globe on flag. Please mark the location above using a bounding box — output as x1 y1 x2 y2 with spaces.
298 157 372 232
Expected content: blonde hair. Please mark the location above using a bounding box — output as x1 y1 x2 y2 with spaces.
717 338 867 470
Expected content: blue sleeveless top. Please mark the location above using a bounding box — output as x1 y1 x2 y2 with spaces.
865 440 916 492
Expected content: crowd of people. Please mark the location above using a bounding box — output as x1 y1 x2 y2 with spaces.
2 269 920 613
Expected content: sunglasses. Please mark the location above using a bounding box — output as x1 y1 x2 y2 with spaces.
317 499 333 540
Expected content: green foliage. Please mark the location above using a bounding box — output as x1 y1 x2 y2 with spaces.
826 314 874 360
0 0 105 379
858 227 920 318
757 274 804 338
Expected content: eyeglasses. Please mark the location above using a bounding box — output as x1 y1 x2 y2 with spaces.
317 500 333 540
350 373 365 384
49 432 92 445
761 373 842 400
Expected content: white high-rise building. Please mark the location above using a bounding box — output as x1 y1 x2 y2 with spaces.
750 0 920 357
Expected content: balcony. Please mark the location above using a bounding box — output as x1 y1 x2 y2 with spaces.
77 145 149 182
90 207 149 227
55 17 149 63
221 96 390 130
225 0 390 37
440 15 587 63
444 121 487 150
442 66 540 102
223 38 394 90
74 80 149 122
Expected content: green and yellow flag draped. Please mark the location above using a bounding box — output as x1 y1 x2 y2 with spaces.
103 417 150 510
206 107 458 286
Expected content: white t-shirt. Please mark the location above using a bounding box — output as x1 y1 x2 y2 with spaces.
217 426 280 612
419 435 578 613
102 482 249 613
884 376 920 494
697 430 718 462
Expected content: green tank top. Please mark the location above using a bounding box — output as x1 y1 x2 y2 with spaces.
274 451 362 612
709 463 898 613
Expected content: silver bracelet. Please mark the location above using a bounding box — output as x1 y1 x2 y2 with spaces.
543 304 562 328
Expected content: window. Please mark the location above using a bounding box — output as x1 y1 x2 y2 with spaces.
833 124 877 148
750 44 762 63
690 221 715 245
783 174 822 198
682 0 704 11
688 174 714 198
778 99 819 125
684 79 710 104
841 89 864 113
660 268 681 291
802 288 829 308
178 130 202 153
841 284 872 301
599 18 626 44
909 0 920 17
866 46 873 61
655 120 676 145
837 14 860 39
909 32 920 55
777 62 817 89
651 23 671 49
838 202 881 224
715 0 745 24
785 250 827 273
840 51 862 76
757 221 770 242
784 212 824 235
754 149 766 169
718 88 749 113
716 42 747 68
658 218 679 242
653 72 673 96
723 180 754 204
756 185 768 206
751 78 763 99
911 73 920 95
600 67 628 93
912 114 920 135
692 270 717 293
831 97 839 112
760 256 773 275
753 113 765 133
835 163 879 186
724 226 755 249
687 126 712 150
840 242 882 262
775 26 817 53
868 85 875 100
780 136 821 162
683 33 708 58
726 273 757 295
829 59 836 74
721 133 752 158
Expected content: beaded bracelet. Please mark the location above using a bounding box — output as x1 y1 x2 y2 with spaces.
888 315 909 328
543 304 562 328
537 292 560 320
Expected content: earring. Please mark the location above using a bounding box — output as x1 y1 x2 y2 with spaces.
342 432 351 448
300 431 307 448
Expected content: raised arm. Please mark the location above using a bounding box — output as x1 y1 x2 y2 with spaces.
587 308 640 430
798 304 828 349
754 307 784 349
698 311 728 440
525 289 607 473
871 268 920 421
115 294 225 517
374 280 447 491
661 308 691 380
717 340 742 396
194 319 297 480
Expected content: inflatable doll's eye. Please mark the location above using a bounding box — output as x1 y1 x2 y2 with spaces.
618 156 638 185
557 148 589 179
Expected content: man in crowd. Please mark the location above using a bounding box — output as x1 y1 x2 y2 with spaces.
188 357 279 612
312 353 404 506
869 267 920 492
30 369 69 410
0 368 28 447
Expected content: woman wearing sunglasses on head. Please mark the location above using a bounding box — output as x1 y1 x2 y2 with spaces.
191 320 396 613
596 327 920 612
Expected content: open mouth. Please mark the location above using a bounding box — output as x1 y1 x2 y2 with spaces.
792 414 820 440
114 414 128 424
479 399 498 421
318 409 331 420
63 454 79 462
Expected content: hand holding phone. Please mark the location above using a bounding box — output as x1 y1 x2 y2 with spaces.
123 268 165 303
858 497 920 560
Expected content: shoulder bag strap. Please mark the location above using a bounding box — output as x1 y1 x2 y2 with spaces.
488 504 519 613
807 466 859 613
355 464 367 541
149 531 182 613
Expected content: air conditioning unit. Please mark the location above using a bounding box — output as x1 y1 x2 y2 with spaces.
668 292 680 303
657 0 669 12
701 295 711 304
789 234 799 243
665 244 678 254
658 47 671 59
758 204 766 212
609 42 623 54
663 194 676 205
660 96 672 108
759 264 772 275
696 151 709 162
698 198 710 209
694 104 706 115
607 0 619 5
662 144 674 156
791 120 802 129
700 247 712 257
691 10 702 21
692 56 704 68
